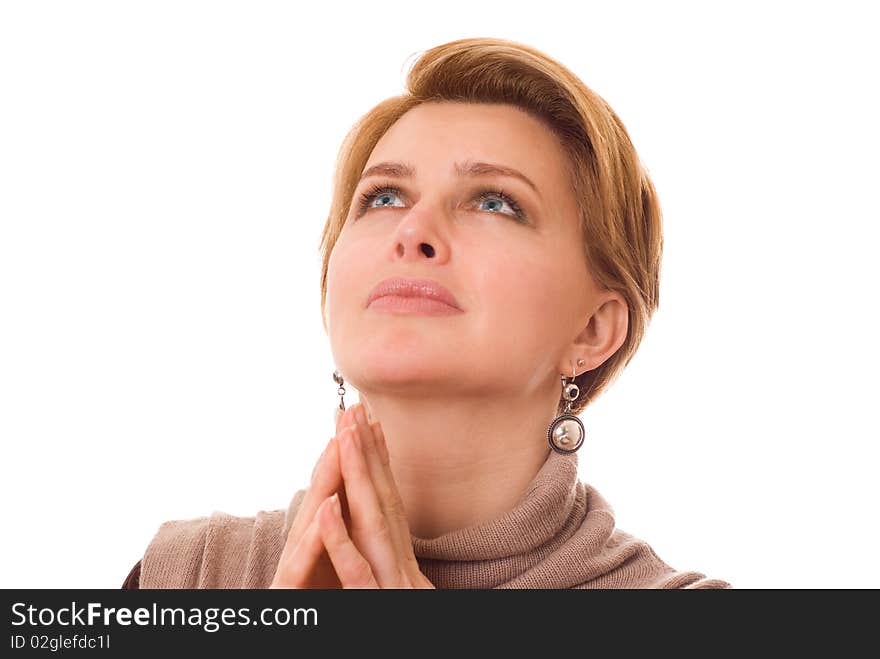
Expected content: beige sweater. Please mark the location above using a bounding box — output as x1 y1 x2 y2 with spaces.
139 448 731 589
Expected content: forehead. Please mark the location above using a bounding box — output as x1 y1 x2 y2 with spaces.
368 102 569 186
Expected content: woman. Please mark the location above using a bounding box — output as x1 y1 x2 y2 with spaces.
123 36 731 589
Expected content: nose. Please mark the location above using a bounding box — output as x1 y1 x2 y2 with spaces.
398 241 435 258
391 205 449 263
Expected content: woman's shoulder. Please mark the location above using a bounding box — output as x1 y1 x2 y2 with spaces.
589 524 733 589
136 505 293 589
573 482 732 589
633 530 733 589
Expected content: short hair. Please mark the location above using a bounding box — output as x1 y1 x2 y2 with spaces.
319 37 663 416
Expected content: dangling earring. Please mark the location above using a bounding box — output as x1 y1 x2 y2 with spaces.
332 369 346 426
547 359 586 454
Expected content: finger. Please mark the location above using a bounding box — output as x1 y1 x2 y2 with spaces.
335 405 360 521
350 405 414 570
311 401 354 485
342 406 430 589
288 436 341 545
331 404 356 521
272 495 335 588
283 405 356 556
336 402 352 437
339 421 406 587
309 436 331 484
366 419 422 574
319 492 381 589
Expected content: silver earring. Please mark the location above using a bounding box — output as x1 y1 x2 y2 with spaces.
332 369 346 425
547 359 586 454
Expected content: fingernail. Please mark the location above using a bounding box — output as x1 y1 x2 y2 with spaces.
329 492 341 516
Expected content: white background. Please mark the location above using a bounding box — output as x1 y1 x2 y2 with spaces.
1 1 877 589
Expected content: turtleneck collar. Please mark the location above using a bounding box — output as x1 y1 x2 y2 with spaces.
141 442 730 589
409 449 585 588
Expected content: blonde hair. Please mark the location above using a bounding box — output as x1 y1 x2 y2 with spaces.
319 37 663 416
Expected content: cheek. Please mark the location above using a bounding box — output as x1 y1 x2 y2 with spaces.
325 240 363 327
477 248 571 339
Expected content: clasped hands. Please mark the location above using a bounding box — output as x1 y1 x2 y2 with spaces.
270 402 435 589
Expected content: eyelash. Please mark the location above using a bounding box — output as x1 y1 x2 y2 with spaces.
355 181 529 223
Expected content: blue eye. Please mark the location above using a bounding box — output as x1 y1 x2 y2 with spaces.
355 181 529 223
358 185 406 212
475 190 525 219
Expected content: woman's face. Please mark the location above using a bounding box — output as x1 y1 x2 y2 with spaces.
326 101 598 402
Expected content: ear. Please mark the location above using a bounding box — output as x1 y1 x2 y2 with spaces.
557 290 629 377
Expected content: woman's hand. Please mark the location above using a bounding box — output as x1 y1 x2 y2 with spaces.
318 403 435 589
269 404 355 589
270 402 435 589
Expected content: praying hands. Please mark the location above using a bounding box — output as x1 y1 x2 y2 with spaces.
270 402 435 589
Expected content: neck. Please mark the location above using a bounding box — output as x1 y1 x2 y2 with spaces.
359 388 558 539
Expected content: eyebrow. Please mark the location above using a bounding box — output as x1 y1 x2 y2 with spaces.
358 160 541 200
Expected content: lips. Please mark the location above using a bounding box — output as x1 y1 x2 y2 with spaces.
366 277 462 310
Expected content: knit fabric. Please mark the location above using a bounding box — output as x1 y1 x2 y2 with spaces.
136 449 731 589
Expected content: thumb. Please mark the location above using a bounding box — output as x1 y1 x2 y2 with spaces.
335 402 357 437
